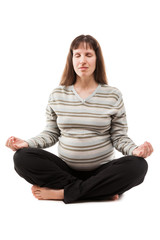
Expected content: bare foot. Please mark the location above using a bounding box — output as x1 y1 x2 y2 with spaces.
31 185 64 200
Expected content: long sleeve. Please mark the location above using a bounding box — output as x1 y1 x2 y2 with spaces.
110 90 137 155
26 95 60 148
25 84 138 171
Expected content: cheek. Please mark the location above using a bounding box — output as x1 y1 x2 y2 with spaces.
90 59 96 69
72 59 78 70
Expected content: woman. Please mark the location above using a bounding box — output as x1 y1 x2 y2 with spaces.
6 35 153 203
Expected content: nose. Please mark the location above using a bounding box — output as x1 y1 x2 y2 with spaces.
80 55 86 64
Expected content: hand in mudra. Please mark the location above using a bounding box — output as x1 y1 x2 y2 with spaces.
132 141 153 158
6 136 29 151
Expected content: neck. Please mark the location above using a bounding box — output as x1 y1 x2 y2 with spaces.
74 76 98 90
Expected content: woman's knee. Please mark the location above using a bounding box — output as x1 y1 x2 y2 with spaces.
127 156 148 178
13 148 30 169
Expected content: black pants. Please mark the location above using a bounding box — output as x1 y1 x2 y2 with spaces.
13 148 148 204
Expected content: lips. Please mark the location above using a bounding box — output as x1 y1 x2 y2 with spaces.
79 67 88 70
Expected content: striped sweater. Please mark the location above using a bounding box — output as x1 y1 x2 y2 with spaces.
26 84 137 170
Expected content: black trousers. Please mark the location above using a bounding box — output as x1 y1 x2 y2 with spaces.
13 148 148 204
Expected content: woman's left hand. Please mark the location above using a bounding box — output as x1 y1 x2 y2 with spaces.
132 141 153 158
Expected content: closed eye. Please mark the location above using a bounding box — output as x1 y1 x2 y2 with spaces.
74 54 81 58
86 53 92 57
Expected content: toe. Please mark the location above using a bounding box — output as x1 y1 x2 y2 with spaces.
31 185 40 192
112 194 119 200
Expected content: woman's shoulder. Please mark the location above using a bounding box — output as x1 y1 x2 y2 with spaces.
100 84 122 96
49 85 73 99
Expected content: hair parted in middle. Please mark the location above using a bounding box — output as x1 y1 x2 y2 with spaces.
60 35 108 86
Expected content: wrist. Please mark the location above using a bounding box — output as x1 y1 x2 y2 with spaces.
24 141 29 148
132 146 138 155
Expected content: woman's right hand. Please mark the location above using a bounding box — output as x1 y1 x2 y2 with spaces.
5 136 29 151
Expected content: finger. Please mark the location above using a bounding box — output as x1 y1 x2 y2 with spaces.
6 140 12 148
143 143 149 157
142 142 150 155
5 137 17 151
5 139 10 147
133 142 153 158
13 144 23 150
5 137 13 147
145 143 151 157
6 136 16 145
10 137 20 149
8 138 15 148
9 141 19 151
10 136 15 143
9 145 17 151
138 151 145 157
146 142 154 154
144 142 152 157
143 144 153 158
137 145 147 158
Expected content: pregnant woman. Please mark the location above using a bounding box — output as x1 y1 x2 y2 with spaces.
6 35 153 203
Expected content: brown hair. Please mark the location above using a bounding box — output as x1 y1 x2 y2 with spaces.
60 35 108 86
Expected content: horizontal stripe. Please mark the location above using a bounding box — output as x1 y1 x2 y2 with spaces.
59 140 111 151
60 134 109 138
59 150 114 163
27 84 137 170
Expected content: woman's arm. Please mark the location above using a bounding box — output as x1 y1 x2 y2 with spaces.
6 94 60 151
110 90 137 155
110 89 153 158
26 100 60 149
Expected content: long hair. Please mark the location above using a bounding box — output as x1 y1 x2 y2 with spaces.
60 35 108 86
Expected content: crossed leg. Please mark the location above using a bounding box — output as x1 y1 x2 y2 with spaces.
31 185 119 201
13 148 148 204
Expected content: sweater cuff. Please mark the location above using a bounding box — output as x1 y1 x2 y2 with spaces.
25 139 37 148
128 145 138 155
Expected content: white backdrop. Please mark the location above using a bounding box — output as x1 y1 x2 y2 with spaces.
0 0 160 239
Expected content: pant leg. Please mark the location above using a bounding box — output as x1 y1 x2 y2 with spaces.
64 156 148 203
13 147 77 189
14 150 148 204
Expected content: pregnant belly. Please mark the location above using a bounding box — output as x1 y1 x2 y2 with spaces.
57 136 115 170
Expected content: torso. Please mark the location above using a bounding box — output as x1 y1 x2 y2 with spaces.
50 84 121 170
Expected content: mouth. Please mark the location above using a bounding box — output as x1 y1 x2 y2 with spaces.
79 67 88 70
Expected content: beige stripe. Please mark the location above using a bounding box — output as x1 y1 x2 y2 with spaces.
58 123 110 128
59 140 111 151
50 99 120 107
50 101 82 106
49 99 124 110
94 94 119 100
56 114 110 119
59 150 114 163
53 89 73 94
55 111 109 115
61 134 106 139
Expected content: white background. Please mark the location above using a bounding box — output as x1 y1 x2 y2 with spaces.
0 0 160 239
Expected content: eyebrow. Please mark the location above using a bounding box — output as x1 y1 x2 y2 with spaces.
73 49 94 54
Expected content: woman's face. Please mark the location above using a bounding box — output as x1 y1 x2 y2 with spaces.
72 42 96 79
